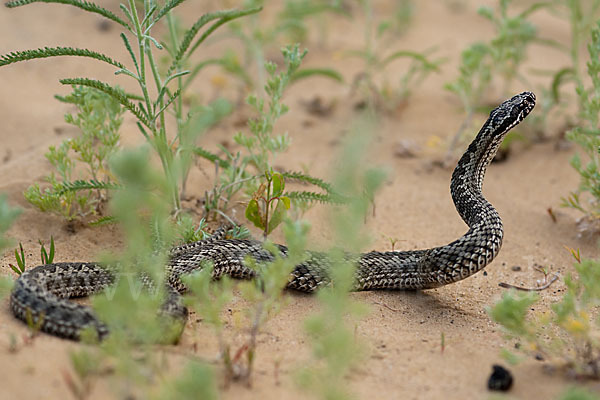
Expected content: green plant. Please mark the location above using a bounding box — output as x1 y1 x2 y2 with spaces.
183 262 235 379
559 386 600 400
544 1 600 115
245 171 291 239
0 195 21 298
8 237 55 275
490 254 600 378
0 194 21 255
22 86 124 224
32 144 221 399
2 0 261 214
184 217 310 384
561 22 600 227
156 361 218 400
347 0 443 112
226 0 345 92
196 45 341 224
8 243 26 276
241 219 310 382
297 113 385 400
444 0 542 156
63 348 103 400
68 145 218 398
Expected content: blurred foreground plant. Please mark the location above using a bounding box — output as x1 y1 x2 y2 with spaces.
24 86 123 223
490 255 600 379
197 45 341 227
561 22 600 231
0 195 21 298
297 113 385 400
445 0 542 159
347 0 444 112
61 146 219 399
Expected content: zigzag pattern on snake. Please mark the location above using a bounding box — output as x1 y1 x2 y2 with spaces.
9 92 536 340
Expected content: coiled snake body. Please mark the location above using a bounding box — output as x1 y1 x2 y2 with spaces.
9 92 536 340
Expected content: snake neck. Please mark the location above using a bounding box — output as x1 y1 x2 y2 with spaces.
450 123 504 228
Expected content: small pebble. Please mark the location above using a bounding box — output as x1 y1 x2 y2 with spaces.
511 265 521 271
483 271 488 276
488 364 513 392
97 19 111 32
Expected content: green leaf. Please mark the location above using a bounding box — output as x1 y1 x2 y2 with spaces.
0 194 21 254
488 291 538 337
286 191 346 204
550 68 575 103
245 198 264 229
10 264 22 275
153 0 187 23
168 7 262 74
271 173 285 198
59 78 152 128
279 195 291 209
89 215 117 226
0 46 125 69
267 198 288 234
380 50 441 70
56 179 122 195
5 0 130 29
290 68 344 84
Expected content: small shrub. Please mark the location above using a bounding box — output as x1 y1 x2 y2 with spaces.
490 256 600 379
562 22 600 229
24 86 123 223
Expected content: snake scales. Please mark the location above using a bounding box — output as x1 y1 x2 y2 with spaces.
9 92 536 340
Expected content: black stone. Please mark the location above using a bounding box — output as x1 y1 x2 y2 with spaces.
487 364 513 391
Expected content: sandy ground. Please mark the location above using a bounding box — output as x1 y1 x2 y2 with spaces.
1 1 599 399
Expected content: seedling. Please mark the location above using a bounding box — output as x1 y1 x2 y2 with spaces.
9 243 26 275
9 236 56 275
40 236 55 265
245 171 291 239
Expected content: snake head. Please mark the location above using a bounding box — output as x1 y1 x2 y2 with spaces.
489 91 536 138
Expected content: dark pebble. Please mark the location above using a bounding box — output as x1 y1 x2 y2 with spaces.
488 364 513 391
483 271 488 276
511 265 521 271
97 19 111 32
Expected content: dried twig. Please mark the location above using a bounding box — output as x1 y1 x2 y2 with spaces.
372 301 402 312
499 265 559 291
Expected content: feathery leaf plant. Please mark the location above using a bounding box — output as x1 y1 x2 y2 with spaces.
24 86 124 222
195 45 341 224
561 21 600 229
445 0 543 158
297 112 385 400
490 254 600 379
1 0 262 214
226 0 345 92
346 0 444 113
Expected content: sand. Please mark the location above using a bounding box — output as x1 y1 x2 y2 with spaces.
0 1 599 399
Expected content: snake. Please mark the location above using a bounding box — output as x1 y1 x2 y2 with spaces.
9 92 536 341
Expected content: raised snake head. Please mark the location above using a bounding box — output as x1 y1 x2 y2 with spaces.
488 91 536 140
